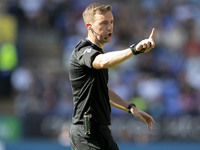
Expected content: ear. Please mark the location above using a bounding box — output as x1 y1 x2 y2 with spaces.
86 23 91 30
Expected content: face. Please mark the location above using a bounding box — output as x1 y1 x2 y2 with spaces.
90 11 113 47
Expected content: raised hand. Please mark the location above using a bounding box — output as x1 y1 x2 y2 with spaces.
136 28 156 53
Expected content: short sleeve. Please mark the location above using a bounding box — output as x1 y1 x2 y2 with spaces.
77 47 101 68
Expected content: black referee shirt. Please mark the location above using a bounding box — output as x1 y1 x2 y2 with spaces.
69 39 111 125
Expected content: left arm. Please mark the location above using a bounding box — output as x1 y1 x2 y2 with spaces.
109 88 130 112
109 88 155 131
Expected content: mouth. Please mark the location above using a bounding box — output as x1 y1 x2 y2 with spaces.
107 33 112 38
105 33 112 39
103 32 112 40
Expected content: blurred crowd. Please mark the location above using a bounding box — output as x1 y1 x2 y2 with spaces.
1 0 200 140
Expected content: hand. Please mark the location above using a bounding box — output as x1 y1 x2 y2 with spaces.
136 28 155 53
130 107 155 131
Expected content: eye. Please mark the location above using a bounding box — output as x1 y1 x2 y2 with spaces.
102 21 108 25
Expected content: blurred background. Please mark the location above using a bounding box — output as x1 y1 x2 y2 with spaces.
0 0 200 149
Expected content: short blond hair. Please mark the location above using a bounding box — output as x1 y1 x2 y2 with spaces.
82 3 112 24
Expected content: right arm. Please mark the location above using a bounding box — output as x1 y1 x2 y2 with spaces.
92 48 133 69
92 28 155 69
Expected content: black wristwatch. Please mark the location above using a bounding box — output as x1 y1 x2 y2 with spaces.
127 103 136 113
130 44 146 55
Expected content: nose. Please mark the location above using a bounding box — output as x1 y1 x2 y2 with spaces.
107 23 113 31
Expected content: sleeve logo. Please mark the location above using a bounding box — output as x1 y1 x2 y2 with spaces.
82 48 92 55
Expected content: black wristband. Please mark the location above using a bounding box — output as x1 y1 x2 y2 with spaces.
127 103 136 113
130 44 146 55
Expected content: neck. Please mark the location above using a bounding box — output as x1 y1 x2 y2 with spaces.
87 35 103 48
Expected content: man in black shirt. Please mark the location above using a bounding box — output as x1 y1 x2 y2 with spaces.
69 3 155 150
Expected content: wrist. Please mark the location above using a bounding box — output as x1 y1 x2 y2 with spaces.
130 44 140 55
127 103 136 113
130 44 146 55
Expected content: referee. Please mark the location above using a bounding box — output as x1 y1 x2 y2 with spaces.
69 3 155 150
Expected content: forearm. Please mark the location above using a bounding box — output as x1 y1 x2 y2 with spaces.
109 89 155 130
92 48 133 69
109 89 130 112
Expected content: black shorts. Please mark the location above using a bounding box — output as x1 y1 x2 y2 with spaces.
69 124 119 150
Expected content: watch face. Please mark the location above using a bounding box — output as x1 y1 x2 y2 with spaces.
130 44 136 48
128 103 133 109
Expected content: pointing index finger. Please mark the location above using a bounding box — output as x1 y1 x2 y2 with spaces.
149 28 155 39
